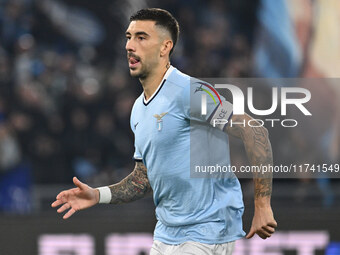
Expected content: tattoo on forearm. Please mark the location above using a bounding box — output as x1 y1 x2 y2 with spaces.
251 126 273 199
254 174 272 198
227 115 273 199
108 162 151 204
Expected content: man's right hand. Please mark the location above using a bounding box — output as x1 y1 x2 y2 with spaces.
51 177 100 219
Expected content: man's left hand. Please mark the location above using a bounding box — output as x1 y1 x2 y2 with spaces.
246 205 277 239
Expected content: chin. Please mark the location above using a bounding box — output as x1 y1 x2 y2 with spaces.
130 69 141 77
130 69 146 79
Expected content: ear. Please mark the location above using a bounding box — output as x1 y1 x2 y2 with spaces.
160 40 173 57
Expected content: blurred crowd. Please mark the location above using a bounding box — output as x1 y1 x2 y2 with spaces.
0 0 339 212
0 0 256 186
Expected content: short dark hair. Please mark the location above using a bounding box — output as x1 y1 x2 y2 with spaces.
130 8 179 56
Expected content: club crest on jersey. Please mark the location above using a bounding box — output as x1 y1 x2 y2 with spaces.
153 112 168 131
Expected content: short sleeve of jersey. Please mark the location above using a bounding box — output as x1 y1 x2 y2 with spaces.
183 80 233 131
130 107 143 162
133 140 142 161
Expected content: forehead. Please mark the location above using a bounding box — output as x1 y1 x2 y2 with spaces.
126 20 158 34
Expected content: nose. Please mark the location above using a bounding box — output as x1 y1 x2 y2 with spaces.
125 39 135 52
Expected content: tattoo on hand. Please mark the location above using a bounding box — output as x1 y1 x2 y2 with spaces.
109 162 151 204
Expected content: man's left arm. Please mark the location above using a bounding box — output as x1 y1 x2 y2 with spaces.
225 113 278 239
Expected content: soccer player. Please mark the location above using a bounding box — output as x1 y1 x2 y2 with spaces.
52 8 277 255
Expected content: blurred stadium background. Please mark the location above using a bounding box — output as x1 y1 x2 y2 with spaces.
0 0 339 254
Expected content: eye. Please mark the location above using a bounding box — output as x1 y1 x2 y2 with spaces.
138 36 145 41
126 36 131 41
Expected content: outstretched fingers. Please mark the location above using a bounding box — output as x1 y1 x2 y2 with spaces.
51 178 93 220
73 177 87 190
57 203 71 213
56 190 70 201
51 199 63 208
63 208 76 219
51 188 78 209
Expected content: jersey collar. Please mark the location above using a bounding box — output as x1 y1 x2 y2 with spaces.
143 65 175 106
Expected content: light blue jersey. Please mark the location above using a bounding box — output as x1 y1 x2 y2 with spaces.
130 66 245 244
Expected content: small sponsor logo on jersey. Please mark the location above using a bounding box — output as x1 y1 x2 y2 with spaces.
153 112 168 131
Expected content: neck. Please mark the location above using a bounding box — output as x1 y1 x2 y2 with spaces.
140 62 170 101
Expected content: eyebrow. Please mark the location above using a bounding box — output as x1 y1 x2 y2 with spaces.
125 31 150 37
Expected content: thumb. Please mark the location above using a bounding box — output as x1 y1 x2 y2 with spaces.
73 177 86 190
246 227 255 239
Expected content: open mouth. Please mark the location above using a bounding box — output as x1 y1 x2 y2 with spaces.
128 56 140 68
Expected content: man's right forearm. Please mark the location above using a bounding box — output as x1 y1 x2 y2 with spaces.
107 161 151 204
